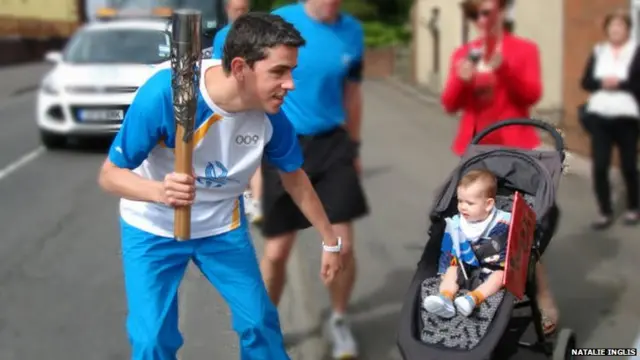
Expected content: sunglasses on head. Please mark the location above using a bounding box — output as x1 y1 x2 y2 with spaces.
467 8 493 21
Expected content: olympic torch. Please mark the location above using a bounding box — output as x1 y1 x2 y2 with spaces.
170 9 202 241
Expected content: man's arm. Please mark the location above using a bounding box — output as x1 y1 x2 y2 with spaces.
264 110 338 245
494 41 542 107
99 161 165 202
344 67 363 139
98 70 171 203
344 81 362 143
441 49 471 113
580 52 601 92
279 169 335 242
344 23 365 146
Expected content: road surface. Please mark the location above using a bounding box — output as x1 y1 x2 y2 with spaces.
0 64 639 360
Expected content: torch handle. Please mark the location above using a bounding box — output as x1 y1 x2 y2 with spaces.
174 124 193 241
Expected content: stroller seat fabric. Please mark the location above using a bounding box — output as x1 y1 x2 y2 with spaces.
420 277 505 350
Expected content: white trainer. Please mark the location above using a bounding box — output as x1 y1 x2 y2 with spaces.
454 295 476 317
422 294 456 318
327 314 358 359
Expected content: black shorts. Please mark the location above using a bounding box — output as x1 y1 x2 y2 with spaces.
260 127 369 237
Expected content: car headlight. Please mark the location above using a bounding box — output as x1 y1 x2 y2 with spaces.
41 78 60 95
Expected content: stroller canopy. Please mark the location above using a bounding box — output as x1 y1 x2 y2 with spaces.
430 145 563 223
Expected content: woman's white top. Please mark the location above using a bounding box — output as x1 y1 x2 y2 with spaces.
587 40 640 119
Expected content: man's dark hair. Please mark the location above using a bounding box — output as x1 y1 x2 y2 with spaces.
222 12 305 73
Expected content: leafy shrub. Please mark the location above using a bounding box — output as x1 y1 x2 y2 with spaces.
270 0 295 10
341 0 378 21
363 21 411 48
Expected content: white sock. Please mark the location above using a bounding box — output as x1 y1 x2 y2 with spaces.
331 311 345 323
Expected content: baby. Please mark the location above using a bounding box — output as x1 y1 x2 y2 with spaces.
423 169 511 318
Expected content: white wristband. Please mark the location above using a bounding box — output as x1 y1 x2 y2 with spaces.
322 237 342 253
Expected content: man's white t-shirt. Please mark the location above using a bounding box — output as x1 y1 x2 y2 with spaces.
108 59 303 238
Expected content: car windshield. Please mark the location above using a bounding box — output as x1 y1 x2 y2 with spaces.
63 28 171 64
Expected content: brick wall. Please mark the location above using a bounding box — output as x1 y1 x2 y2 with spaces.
364 47 396 79
562 0 628 156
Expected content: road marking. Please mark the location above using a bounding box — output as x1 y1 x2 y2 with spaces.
0 90 36 110
12 85 38 96
0 147 45 182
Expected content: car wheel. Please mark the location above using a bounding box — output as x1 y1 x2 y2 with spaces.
40 130 67 150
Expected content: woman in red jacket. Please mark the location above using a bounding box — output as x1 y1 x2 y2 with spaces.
442 0 541 155
441 0 559 335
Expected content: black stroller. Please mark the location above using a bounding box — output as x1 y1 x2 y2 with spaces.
397 119 576 360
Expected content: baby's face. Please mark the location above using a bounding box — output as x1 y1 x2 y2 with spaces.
456 183 494 222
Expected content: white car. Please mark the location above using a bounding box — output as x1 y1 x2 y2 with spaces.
37 19 172 149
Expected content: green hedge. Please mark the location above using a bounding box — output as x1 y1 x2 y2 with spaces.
270 0 295 10
363 21 411 48
267 1 412 49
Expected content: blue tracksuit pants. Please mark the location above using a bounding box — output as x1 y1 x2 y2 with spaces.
120 218 289 360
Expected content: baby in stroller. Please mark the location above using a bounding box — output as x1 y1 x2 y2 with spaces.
398 119 577 360
423 169 511 318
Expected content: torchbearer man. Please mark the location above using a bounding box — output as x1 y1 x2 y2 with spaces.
98 13 343 360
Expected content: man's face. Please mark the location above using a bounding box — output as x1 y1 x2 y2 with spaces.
243 45 298 114
226 0 249 22
307 0 342 21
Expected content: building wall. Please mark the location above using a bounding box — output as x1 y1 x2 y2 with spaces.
0 0 80 65
562 0 628 156
510 0 563 115
0 0 78 22
414 0 464 93
0 0 80 39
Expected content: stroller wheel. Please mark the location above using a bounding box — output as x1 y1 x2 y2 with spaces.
552 328 576 360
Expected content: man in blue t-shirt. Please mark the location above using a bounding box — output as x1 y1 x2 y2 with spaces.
262 1 368 358
98 13 344 360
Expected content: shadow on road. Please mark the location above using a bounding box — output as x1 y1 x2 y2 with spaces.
52 136 114 155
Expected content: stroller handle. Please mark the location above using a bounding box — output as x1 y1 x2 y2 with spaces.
470 118 566 162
